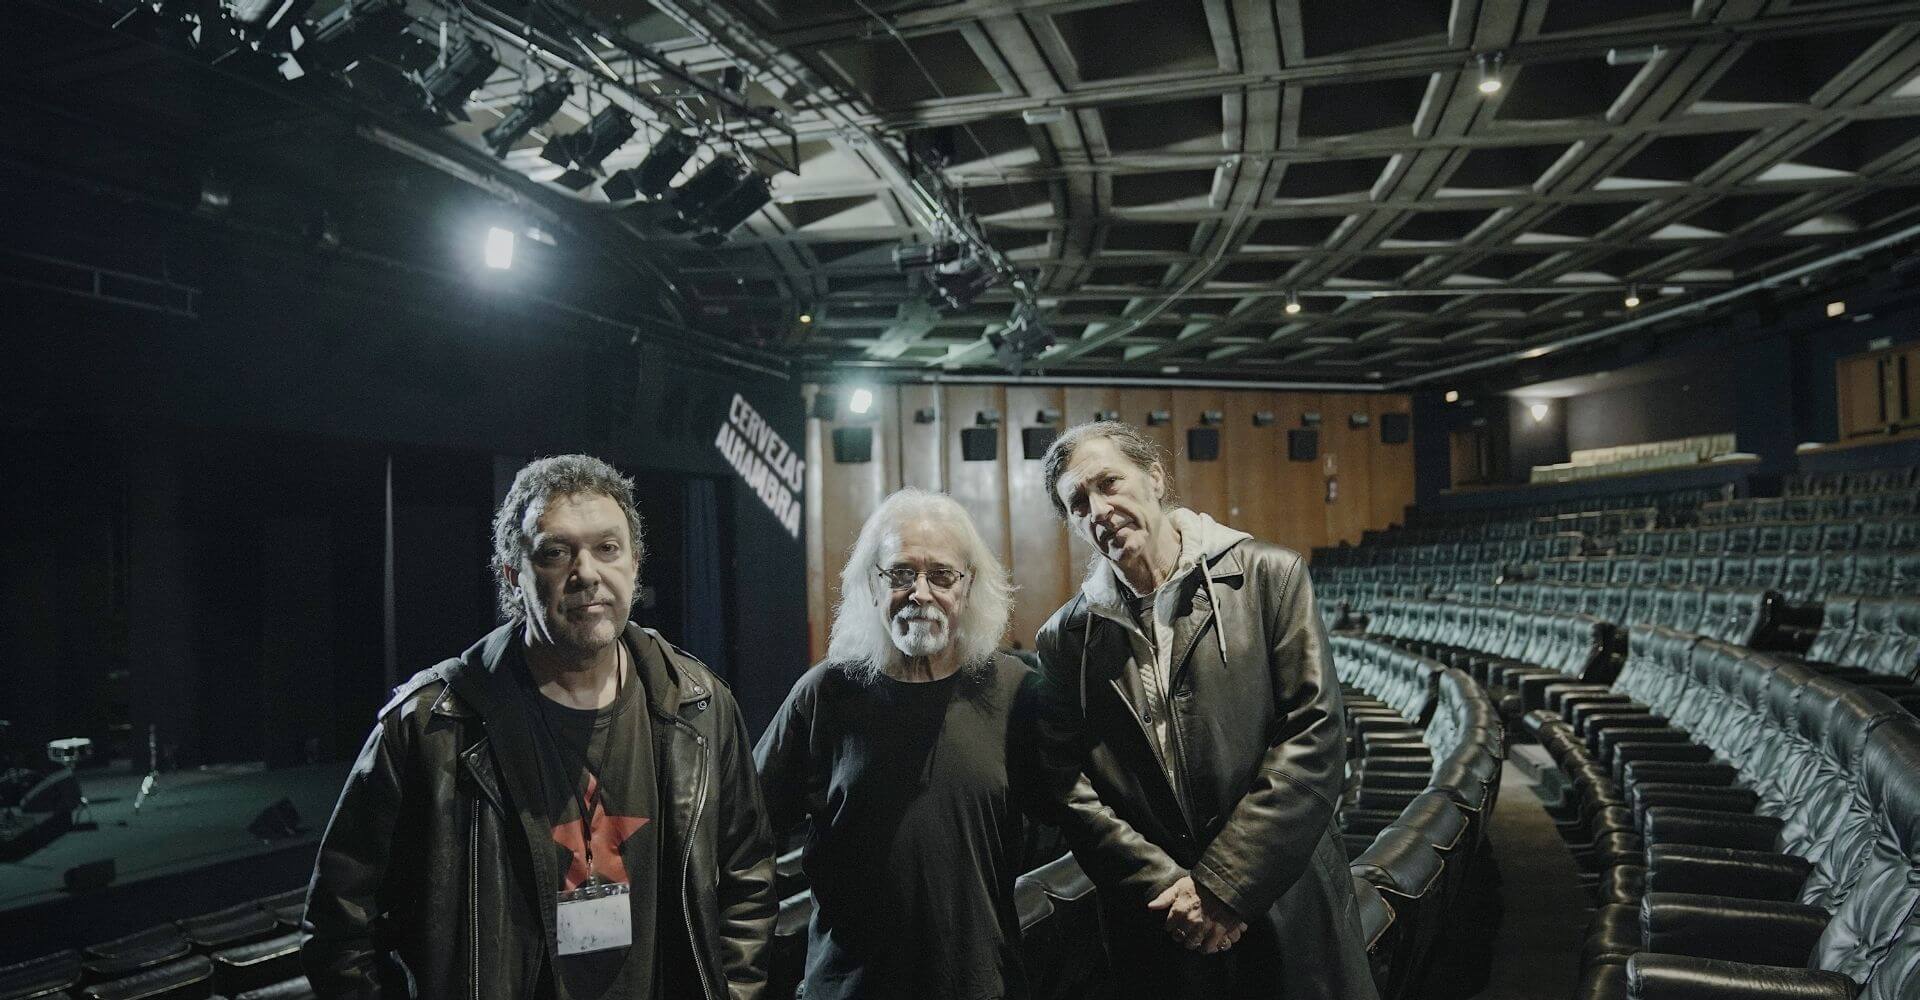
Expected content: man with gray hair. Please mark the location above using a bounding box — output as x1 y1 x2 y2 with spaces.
304 454 776 1000
755 488 1032 1000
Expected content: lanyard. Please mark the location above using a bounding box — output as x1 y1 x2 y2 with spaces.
530 641 625 884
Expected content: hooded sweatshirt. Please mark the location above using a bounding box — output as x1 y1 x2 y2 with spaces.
1078 507 1251 809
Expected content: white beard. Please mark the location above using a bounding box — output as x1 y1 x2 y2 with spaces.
890 606 951 659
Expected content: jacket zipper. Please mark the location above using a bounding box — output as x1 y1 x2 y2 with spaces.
672 718 716 1000
469 797 481 1000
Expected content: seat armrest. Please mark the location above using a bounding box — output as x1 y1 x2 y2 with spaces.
1640 892 1830 967
1645 846 1810 901
1544 684 1618 714
1613 744 1715 784
1623 762 1737 788
1625 953 1857 1000
1642 807 1782 853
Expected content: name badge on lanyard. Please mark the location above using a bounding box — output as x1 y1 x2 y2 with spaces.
555 881 632 955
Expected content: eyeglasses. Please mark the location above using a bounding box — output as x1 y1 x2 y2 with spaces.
875 566 967 592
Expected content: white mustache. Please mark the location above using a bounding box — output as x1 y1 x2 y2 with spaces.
895 605 947 625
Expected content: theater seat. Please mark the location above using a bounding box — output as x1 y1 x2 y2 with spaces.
0 950 81 1000
212 931 303 996
80 955 214 1000
179 900 279 950
234 977 317 1000
1016 854 1103 1000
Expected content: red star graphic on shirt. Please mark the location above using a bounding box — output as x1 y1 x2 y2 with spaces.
551 773 649 890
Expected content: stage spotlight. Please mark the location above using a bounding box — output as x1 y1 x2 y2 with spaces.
229 0 314 50
668 157 747 229
798 312 813 324
1624 284 1641 309
542 104 635 189
484 226 514 269
1529 401 1550 423
697 170 771 239
421 37 498 122
1827 301 1846 318
893 242 964 271
928 254 997 312
1476 52 1503 95
1445 389 1460 403
304 0 412 72
986 302 1054 375
849 388 874 415
636 130 697 198
483 78 571 158
1284 290 1302 315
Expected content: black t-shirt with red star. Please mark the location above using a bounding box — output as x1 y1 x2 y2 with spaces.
516 639 661 1000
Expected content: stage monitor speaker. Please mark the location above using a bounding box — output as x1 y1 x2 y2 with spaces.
1022 426 1059 460
1380 412 1410 444
960 427 998 462
831 427 873 464
1187 428 1220 461
248 798 303 841
64 858 115 893
1288 429 1319 462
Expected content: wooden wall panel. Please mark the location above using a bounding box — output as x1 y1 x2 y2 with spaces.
1004 386 1072 649
1173 390 1230 522
1368 393 1415 531
804 384 1421 652
1321 394 1375 546
1224 392 1283 545
805 386 894 662
897 384 944 490
942 385 1013 570
1272 392 1328 557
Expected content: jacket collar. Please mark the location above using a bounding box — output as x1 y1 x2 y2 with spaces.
434 622 713 723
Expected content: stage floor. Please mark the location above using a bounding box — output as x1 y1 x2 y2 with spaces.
0 760 348 960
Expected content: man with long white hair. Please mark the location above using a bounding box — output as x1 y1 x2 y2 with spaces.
755 488 1032 1000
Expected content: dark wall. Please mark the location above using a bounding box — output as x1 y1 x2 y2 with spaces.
2 218 808 765
1505 396 1569 479
1563 368 1733 453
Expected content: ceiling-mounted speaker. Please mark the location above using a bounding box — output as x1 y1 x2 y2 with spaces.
1022 426 1059 459
832 427 872 464
1380 412 1411 445
1187 428 1220 461
1288 428 1319 462
960 427 998 462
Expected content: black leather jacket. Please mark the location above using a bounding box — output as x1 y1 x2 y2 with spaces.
301 623 776 1000
1030 537 1377 999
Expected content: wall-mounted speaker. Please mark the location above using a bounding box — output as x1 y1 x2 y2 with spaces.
1380 412 1410 445
1187 428 1220 461
1288 428 1319 462
960 427 998 461
832 426 873 463
913 407 937 424
810 392 838 420
1022 426 1059 459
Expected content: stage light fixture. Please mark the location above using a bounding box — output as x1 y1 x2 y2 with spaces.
483 78 571 158
696 170 771 240
484 226 514 269
634 130 697 199
928 255 997 312
230 0 314 51
1529 401 1550 423
304 0 412 72
542 104 635 189
1827 301 1846 318
1624 284 1641 309
798 312 813 324
420 36 497 122
849 388 874 415
1284 290 1302 315
1476 52 1503 95
668 157 747 229
986 302 1054 375
893 242 965 271
1445 389 1460 403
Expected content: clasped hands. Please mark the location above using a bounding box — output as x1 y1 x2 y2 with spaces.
1147 875 1246 954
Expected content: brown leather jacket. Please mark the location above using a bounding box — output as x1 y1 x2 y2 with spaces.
301 623 776 1000
1029 534 1377 999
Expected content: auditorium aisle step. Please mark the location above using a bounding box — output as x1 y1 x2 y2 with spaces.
1459 766 1588 1000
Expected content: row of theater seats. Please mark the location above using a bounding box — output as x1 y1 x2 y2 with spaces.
1609 519 1920 557
1330 636 1506 1000
0 888 312 1000
1485 584 1783 649
1359 602 1616 717
1698 489 1920 525
1787 466 1920 496
1519 625 1920 1000
1531 549 1920 602
1364 510 1660 548
1404 486 1737 530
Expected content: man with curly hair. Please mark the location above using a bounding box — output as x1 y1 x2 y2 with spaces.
304 454 775 1000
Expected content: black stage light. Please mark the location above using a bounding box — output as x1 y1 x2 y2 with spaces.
698 170 771 237
986 302 1054 374
927 255 996 312
635 130 697 198
421 37 497 122
542 105 634 189
304 0 411 72
483 78 571 158
893 242 963 271
667 157 746 230
230 0 314 48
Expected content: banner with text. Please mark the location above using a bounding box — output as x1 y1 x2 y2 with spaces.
716 393 803 540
